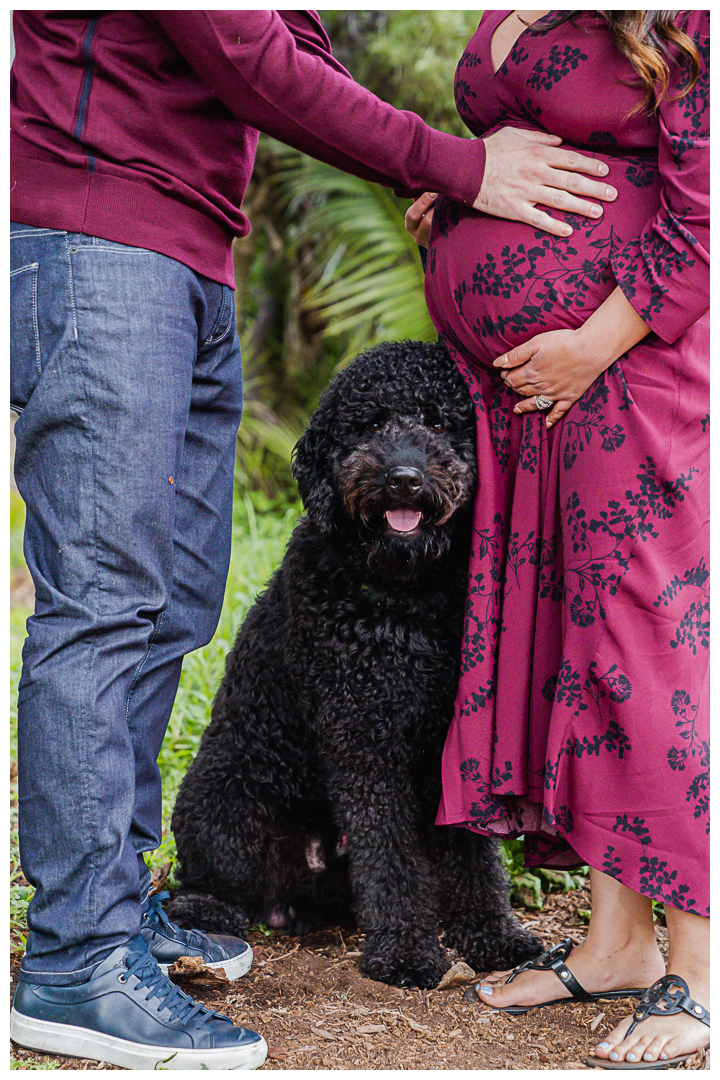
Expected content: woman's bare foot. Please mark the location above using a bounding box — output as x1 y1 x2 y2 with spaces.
477 868 665 1012
476 936 665 1011
592 904 710 1066
590 967 709 1065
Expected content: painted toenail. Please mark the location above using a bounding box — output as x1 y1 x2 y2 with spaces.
626 1053 636 1061
660 1053 668 1060
479 985 493 996
644 1053 654 1061
609 1052 618 1061
597 1043 610 1050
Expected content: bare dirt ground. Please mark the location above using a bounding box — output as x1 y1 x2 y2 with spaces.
9 887 710 1071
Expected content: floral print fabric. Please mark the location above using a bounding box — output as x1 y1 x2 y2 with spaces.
427 11 709 914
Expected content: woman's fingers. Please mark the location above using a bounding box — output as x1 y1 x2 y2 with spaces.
404 192 437 247
493 341 538 368
512 395 573 428
512 397 541 415
545 400 571 427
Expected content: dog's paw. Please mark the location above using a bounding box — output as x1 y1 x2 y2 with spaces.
361 935 449 990
459 919 543 973
166 891 253 936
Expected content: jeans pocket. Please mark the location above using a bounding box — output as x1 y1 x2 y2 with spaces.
10 262 42 414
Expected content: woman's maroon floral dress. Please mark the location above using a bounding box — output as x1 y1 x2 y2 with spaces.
425 11 709 914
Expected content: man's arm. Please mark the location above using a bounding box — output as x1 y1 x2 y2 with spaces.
150 10 616 238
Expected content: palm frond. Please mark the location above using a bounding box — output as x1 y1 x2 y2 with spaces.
274 149 436 361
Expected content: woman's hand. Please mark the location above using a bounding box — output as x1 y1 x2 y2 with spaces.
405 192 437 248
477 128 617 238
494 287 651 428
493 330 611 428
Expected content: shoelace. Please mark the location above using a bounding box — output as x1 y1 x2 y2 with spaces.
145 892 211 951
123 949 221 1028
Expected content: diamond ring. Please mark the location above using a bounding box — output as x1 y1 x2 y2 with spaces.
534 395 554 410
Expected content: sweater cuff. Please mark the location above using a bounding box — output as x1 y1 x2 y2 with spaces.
421 129 486 206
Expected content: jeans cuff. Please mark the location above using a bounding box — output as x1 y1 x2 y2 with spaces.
18 956 104 987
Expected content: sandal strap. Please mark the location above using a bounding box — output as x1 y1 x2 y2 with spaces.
506 937 593 1002
626 974 710 1039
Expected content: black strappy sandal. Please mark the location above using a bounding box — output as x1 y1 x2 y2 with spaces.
585 973 710 1069
464 937 647 1016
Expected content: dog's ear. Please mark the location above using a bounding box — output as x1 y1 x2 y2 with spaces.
291 415 337 535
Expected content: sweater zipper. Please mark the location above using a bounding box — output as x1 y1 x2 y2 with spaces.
73 16 99 174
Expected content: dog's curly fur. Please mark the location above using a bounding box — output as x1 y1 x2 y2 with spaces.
170 340 542 989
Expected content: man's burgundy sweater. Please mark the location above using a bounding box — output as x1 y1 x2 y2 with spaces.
11 10 485 287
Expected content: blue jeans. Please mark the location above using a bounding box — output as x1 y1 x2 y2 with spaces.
10 224 243 984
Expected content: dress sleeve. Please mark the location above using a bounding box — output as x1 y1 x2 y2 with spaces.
609 10 709 344
149 9 485 206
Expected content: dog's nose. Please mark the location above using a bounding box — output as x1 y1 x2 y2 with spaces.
386 466 423 498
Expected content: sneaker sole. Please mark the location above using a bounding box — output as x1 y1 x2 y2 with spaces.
10 1008 268 1071
157 946 253 981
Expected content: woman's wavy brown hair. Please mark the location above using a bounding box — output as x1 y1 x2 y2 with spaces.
538 11 701 113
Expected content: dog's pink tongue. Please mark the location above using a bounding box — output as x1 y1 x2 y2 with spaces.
385 508 422 532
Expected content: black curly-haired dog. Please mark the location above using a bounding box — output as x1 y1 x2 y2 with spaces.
170 340 542 988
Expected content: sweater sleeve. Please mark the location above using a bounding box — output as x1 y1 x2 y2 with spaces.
149 9 485 206
609 10 709 344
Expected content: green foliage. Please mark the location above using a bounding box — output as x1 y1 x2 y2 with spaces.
10 487 26 568
503 838 589 909
10 609 26 759
10 1060 60 1070
10 807 29 955
275 148 435 364
318 10 481 134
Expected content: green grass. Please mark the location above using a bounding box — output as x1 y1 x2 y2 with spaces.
10 1060 60 1070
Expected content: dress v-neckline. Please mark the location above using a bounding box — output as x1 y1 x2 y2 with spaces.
488 10 555 76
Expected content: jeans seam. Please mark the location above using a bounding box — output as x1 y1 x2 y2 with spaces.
82 247 155 255
65 232 100 966
30 262 41 377
64 236 79 345
10 229 67 240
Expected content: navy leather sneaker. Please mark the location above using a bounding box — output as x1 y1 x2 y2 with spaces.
141 891 253 980
10 937 267 1070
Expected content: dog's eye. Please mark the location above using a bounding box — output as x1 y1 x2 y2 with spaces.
365 420 382 433
427 419 446 435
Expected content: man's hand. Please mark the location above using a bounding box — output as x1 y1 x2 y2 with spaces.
405 128 618 247
475 127 617 238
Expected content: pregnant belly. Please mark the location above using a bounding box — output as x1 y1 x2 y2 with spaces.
425 150 661 370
